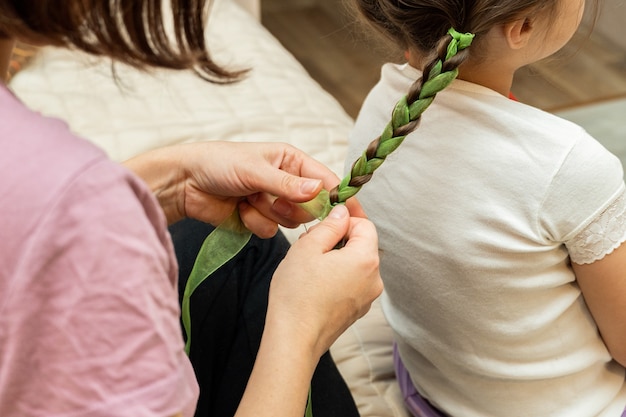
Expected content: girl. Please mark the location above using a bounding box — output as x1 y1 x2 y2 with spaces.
345 0 626 416
0 1 383 416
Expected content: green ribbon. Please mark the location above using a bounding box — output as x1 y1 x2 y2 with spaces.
446 27 475 60
181 209 252 355
181 207 315 416
301 27 475 215
299 189 333 220
305 387 313 417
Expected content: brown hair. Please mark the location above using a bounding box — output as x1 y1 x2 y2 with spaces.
0 0 243 82
331 0 598 203
355 0 572 62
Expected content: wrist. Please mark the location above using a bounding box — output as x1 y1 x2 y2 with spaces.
264 305 325 364
123 145 187 224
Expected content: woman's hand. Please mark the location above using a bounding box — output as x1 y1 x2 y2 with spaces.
235 204 382 417
124 141 363 236
269 203 383 358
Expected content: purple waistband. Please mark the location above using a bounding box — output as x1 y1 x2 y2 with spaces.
393 344 447 417
393 344 626 417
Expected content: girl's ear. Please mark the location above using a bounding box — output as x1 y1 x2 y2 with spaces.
502 18 533 50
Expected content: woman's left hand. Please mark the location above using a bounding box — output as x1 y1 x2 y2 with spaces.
124 142 357 237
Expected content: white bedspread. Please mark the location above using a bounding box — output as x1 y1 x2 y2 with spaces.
9 0 352 178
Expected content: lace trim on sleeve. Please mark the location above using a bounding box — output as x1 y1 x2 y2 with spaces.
567 188 626 265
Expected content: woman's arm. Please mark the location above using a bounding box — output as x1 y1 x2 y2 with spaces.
234 312 319 417
126 142 382 417
236 205 382 417
123 142 343 235
573 242 626 367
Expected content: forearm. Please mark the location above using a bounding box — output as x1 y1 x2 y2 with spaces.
235 310 320 417
123 146 187 224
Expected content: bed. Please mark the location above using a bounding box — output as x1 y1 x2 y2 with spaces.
8 0 408 415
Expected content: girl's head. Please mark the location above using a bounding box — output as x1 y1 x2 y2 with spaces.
0 0 240 81
336 0 592 198
353 0 591 64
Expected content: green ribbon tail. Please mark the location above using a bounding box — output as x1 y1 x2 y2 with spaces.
305 387 313 417
299 189 334 221
181 208 316 417
181 209 252 355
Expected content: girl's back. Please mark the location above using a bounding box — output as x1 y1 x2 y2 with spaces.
346 61 626 416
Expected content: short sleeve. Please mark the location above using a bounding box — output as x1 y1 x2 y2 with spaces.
566 186 626 264
538 129 625 247
1 160 198 417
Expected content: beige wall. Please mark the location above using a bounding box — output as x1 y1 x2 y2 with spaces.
325 0 626 53
235 0 261 19
301 0 626 53
595 0 626 51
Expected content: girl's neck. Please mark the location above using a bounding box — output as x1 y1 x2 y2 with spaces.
457 63 515 97
0 38 16 85
407 51 515 97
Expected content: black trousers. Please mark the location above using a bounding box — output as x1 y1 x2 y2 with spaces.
169 218 360 417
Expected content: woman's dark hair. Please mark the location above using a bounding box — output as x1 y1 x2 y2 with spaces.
0 0 243 82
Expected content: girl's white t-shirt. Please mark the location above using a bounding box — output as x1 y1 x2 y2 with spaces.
346 63 626 417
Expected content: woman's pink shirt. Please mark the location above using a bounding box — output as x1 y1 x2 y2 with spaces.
0 86 199 417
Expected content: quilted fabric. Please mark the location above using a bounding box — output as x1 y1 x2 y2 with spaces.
332 298 411 417
9 0 352 179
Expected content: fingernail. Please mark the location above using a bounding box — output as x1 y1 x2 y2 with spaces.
328 204 348 219
300 179 321 195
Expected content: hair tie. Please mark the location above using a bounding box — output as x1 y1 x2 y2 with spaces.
446 27 475 60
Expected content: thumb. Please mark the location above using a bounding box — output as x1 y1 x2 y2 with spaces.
259 169 324 202
304 205 350 251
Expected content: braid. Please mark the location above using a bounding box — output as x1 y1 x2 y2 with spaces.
327 28 474 205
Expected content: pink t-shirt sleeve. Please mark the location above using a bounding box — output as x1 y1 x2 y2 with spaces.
0 159 198 417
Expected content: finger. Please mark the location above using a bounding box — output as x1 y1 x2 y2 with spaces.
262 170 325 203
300 205 350 252
184 193 239 227
345 197 368 219
277 145 341 191
246 193 313 228
341 216 379 255
252 145 340 202
271 198 318 225
238 200 279 239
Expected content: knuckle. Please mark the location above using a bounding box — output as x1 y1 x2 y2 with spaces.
280 173 297 194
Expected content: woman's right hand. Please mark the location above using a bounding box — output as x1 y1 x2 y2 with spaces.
268 204 383 358
235 204 381 417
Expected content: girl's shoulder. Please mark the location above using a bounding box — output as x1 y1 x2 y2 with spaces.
378 62 584 137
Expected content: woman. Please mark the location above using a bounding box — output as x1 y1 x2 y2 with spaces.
0 1 383 416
